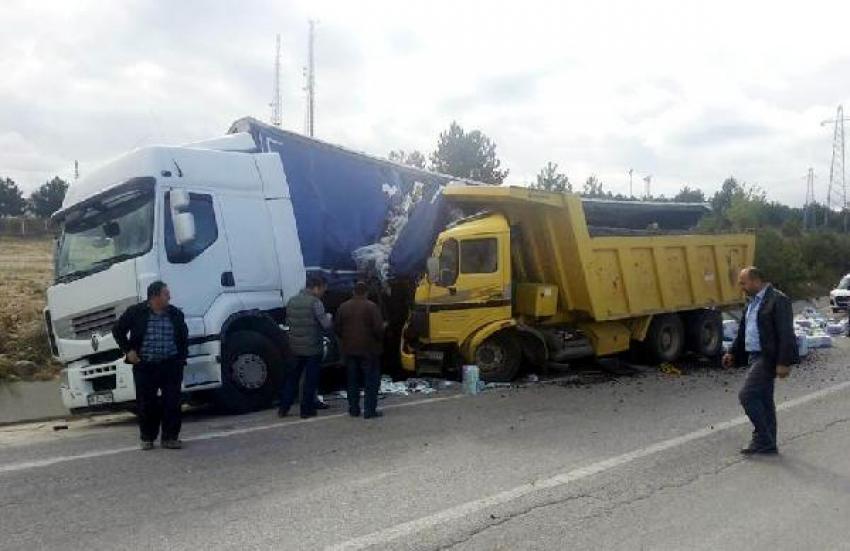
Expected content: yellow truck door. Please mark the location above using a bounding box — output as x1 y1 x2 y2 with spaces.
427 218 512 345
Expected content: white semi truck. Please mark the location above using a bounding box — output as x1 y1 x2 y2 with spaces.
47 118 453 413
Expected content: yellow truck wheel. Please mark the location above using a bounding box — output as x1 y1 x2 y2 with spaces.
475 332 521 382
642 314 685 364
685 310 723 358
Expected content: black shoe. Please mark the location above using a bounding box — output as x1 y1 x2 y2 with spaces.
140 440 155 451
349 410 361 417
161 439 183 450
277 408 290 418
314 401 330 410
363 411 384 419
741 445 778 455
300 412 317 419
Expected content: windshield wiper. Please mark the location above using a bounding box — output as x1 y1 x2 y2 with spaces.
56 253 138 284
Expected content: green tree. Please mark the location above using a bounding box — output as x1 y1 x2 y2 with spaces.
28 176 69 218
0 177 25 217
673 185 705 203
582 175 607 197
532 162 571 192
388 149 427 170
710 176 741 216
430 121 508 184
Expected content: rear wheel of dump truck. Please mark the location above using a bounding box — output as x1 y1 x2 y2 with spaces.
215 330 282 414
642 314 685 364
475 332 522 382
686 310 723 358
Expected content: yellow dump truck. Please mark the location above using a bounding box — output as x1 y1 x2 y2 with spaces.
401 186 755 381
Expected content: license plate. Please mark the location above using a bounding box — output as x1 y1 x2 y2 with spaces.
87 391 114 406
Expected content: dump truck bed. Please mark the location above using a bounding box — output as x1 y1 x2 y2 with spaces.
442 186 754 322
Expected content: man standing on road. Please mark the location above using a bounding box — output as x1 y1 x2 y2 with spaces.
279 275 333 419
723 267 798 456
335 281 385 419
113 281 189 450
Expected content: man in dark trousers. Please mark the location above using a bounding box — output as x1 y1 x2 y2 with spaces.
335 281 385 419
279 275 333 419
723 266 798 456
113 281 188 450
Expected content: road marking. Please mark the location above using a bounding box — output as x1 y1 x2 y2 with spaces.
0 394 465 475
326 379 850 551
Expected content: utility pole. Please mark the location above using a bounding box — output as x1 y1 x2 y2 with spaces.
628 168 634 198
270 34 282 127
821 105 850 230
304 20 317 137
74 160 79 180
803 167 815 231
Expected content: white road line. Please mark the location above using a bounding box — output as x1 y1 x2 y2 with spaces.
0 394 465 475
326 379 850 551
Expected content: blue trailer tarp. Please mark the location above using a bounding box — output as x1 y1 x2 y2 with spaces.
229 118 454 289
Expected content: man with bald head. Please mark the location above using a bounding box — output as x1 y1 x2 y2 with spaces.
723 267 798 455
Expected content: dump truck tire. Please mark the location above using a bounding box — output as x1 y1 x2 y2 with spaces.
643 314 685 364
215 330 282 414
686 310 723 358
475 332 521 382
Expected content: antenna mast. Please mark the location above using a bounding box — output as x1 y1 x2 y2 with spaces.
803 167 815 231
822 105 849 230
270 34 282 127
304 20 316 137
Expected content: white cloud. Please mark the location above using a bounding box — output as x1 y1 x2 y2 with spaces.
0 0 849 206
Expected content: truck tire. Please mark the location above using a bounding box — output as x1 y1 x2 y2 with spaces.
215 330 283 414
686 310 723 358
643 314 685 364
475 332 521 382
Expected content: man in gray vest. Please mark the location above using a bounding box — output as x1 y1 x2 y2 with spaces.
279 275 333 418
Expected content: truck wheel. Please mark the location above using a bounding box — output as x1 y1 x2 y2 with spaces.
475 332 521 382
215 330 283 414
643 314 685 364
687 310 723 358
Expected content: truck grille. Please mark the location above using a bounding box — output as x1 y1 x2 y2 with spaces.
71 307 117 338
836 296 849 307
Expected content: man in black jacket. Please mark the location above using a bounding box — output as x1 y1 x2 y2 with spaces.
112 281 189 450
723 267 798 456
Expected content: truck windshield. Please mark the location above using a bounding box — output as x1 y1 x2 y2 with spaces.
839 276 850 290
55 179 155 283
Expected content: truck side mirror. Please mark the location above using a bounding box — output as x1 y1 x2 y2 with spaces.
170 189 191 212
173 212 197 245
426 257 440 284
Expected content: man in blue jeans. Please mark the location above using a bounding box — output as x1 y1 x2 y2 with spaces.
723 267 798 455
335 281 385 419
279 276 333 419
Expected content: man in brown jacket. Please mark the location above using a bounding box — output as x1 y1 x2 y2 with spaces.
335 281 385 419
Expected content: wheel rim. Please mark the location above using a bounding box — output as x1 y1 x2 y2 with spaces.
231 353 268 390
701 321 719 351
476 342 505 375
660 327 674 351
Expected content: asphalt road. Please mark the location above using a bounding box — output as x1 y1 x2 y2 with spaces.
1 342 849 551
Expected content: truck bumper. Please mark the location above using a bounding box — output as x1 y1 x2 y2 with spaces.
60 342 223 412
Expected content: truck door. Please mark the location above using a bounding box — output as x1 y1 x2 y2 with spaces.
158 189 233 318
428 234 512 342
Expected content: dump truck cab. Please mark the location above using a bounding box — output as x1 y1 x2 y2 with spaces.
403 186 755 382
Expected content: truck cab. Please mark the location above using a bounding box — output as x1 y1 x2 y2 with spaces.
47 133 305 413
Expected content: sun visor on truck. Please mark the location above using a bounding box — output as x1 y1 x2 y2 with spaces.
229 118 454 291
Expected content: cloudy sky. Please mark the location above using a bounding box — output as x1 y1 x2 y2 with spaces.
2 0 850 205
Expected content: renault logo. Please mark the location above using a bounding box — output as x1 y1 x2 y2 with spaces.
91 333 100 351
